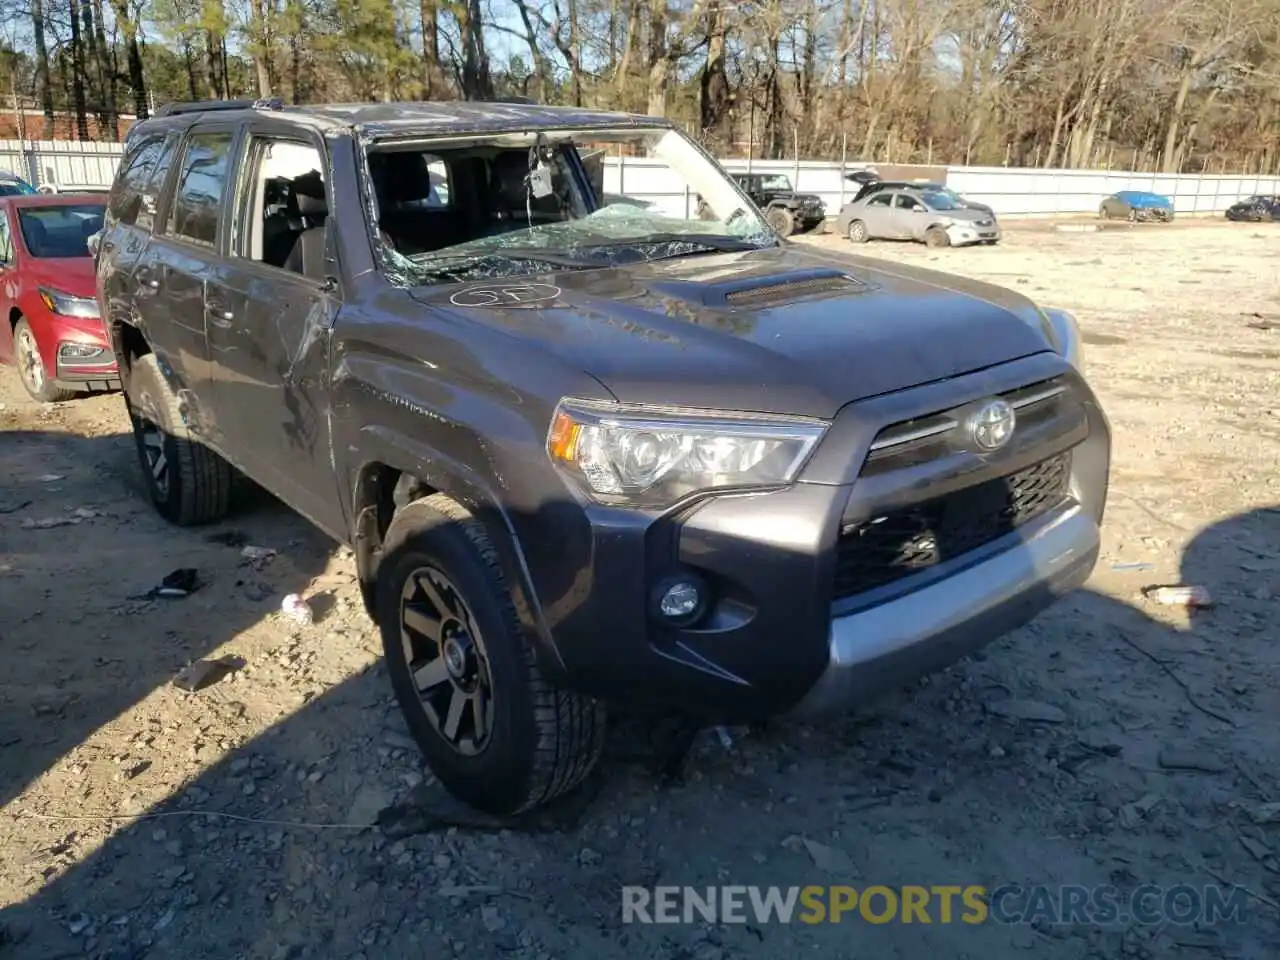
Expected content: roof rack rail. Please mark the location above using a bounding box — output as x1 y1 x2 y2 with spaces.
483 96 537 105
153 97 284 118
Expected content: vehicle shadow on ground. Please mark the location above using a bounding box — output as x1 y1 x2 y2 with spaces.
0 427 337 816
4 495 1278 959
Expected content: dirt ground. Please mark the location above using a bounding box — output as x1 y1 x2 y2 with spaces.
2 220 1279 960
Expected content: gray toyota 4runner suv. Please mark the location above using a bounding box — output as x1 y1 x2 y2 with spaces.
97 98 1109 816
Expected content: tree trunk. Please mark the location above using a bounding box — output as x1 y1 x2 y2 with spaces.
68 0 91 140
110 0 148 119
456 0 493 99
646 0 669 116
1160 67 1194 172
419 0 448 98
183 40 200 100
252 0 273 96
699 2 730 143
90 0 118 138
32 0 55 138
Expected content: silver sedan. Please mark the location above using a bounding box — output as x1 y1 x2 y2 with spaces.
836 188 1001 248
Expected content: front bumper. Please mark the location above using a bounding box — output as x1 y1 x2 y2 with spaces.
54 338 119 392
947 222 1001 245
523 352 1109 719
790 502 1097 719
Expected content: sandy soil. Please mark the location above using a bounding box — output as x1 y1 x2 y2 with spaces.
2 221 1279 960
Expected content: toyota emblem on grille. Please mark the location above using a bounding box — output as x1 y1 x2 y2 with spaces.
967 399 1016 451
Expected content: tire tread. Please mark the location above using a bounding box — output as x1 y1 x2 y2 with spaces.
382 494 605 814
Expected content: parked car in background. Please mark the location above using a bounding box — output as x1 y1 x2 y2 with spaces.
1098 190 1173 221
0 195 114 401
0 172 38 197
99 98 1105 817
37 183 113 195
852 180 995 217
1225 195 1280 222
731 172 826 236
837 186 1000 247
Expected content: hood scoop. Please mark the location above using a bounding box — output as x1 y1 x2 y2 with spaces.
718 269 867 308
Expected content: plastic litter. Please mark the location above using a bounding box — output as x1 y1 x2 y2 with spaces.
281 593 314 625
1141 584 1214 608
1111 561 1154 571
128 567 201 601
240 545 277 562
172 654 246 692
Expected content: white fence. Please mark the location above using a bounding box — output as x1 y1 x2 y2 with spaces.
4 138 1277 218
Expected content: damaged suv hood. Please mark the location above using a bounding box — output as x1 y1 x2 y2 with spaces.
408 244 1056 419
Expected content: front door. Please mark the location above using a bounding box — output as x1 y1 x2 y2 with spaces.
205 123 345 537
893 192 929 240
0 208 18 364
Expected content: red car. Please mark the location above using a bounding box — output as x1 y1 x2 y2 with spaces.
0 194 114 402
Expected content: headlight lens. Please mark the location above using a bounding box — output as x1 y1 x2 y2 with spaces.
546 398 828 507
39 287 100 319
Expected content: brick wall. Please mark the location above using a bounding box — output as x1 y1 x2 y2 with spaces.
0 111 135 143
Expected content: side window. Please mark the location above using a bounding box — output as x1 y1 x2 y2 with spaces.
0 214 12 264
894 194 922 210
424 158 449 208
235 136 328 278
108 136 164 226
137 135 179 232
868 194 893 207
167 131 234 247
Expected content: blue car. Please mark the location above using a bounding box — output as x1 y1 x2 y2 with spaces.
1099 190 1174 222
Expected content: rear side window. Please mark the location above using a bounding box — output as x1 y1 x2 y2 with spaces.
868 194 892 207
108 135 165 226
137 135 179 232
168 131 234 247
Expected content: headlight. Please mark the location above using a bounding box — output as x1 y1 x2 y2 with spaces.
1042 307 1083 371
546 398 828 507
39 287 99 319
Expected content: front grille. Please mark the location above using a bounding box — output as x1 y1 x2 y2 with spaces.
833 453 1072 601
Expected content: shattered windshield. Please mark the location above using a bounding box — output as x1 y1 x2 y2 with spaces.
366 127 777 286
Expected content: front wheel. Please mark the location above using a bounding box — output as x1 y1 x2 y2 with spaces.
766 207 796 237
13 319 74 403
125 352 233 525
924 226 951 248
377 494 606 816
847 219 869 243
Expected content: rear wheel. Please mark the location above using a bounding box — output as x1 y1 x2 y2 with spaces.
377 494 606 816
924 226 951 248
125 352 233 525
766 207 796 237
847 219 869 243
13 319 74 403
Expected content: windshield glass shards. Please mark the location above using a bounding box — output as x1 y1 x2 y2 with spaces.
366 127 777 287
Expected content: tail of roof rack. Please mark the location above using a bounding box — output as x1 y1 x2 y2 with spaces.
153 97 284 118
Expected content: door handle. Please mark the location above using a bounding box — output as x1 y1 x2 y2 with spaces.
205 304 234 327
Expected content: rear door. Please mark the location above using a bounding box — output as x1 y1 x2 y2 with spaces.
860 192 894 237
204 120 345 536
137 122 243 445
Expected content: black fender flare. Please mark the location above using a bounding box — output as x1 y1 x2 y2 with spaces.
346 424 568 681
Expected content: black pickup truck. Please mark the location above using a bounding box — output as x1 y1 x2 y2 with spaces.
97 98 1109 816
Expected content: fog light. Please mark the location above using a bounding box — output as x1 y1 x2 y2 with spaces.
59 342 105 360
659 581 701 619
651 574 709 627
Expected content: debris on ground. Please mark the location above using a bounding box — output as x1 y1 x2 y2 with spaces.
782 835 860 877
1246 803 1280 826
204 530 249 547
19 507 101 529
172 655 247 692
1111 561 1155 571
280 593 314 625
1156 749 1227 774
240 545 278 563
0 499 31 514
36 474 65 483
130 567 202 601
984 699 1068 723
1141 584 1215 608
